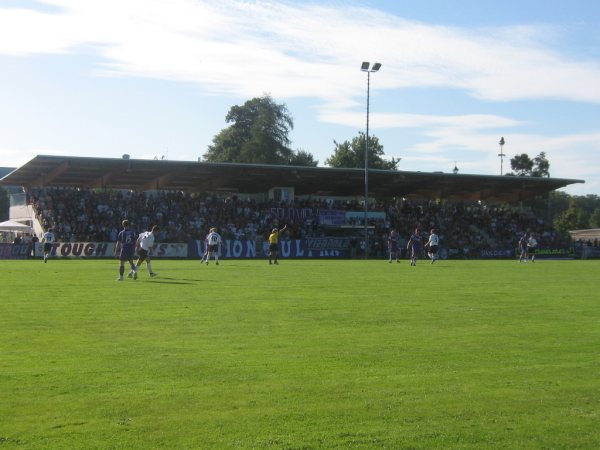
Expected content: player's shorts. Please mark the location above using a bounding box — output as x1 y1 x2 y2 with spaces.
429 245 439 254
119 246 135 261
269 243 278 252
209 244 219 252
389 243 399 252
43 243 52 252
138 249 150 260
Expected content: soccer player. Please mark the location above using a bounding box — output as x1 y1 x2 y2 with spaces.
114 219 137 281
424 228 440 264
518 233 529 262
406 227 422 266
205 227 222 265
528 233 538 263
388 229 400 263
132 225 159 278
268 224 287 265
41 227 56 263
199 232 209 264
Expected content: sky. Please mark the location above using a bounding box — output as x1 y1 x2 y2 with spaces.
1 0 600 196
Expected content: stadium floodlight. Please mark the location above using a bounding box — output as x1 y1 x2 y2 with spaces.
498 136 506 176
360 62 382 259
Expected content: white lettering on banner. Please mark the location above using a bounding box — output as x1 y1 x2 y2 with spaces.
203 240 257 258
281 241 291 257
480 249 512 258
295 240 305 257
57 242 110 257
43 242 187 258
306 237 350 251
153 243 188 258
270 207 314 221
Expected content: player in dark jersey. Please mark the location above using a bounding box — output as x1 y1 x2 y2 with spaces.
388 229 400 263
406 228 422 266
518 233 529 263
115 219 137 281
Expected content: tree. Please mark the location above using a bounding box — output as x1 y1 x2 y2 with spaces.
289 149 318 167
554 203 589 232
202 95 317 166
531 152 550 177
590 208 600 228
325 132 399 170
508 153 533 176
508 152 550 177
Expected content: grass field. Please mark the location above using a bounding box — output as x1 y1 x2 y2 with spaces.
1 258 599 449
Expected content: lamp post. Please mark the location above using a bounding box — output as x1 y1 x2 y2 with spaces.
360 61 381 259
498 136 506 175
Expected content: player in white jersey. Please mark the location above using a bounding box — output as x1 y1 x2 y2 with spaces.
41 227 56 263
131 225 159 278
205 227 222 265
527 234 538 263
424 228 440 264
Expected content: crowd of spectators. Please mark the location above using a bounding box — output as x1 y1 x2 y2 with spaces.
29 187 571 257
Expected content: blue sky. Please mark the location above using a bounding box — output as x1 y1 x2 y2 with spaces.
1 0 600 195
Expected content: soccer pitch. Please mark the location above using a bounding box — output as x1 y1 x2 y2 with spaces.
1 259 599 449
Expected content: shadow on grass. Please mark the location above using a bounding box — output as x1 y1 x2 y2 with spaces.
145 277 199 284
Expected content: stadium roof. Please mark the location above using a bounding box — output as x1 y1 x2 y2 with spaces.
0 155 584 202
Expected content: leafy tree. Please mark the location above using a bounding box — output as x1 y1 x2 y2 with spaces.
203 95 317 166
553 203 589 232
590 208 600 228
531 152 550 177
507 152 550 177
289 149 318 167
508 153 533 176
550 191 572 216
325 132 399 170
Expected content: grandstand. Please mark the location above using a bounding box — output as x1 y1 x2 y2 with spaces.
0 155 586 259
0 155 583 201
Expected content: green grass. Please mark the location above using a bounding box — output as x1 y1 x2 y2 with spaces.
1 258 599 449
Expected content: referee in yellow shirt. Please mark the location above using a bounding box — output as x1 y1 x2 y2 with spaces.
268 224 287 265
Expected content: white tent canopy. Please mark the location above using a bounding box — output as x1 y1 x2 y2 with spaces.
0 220 34 233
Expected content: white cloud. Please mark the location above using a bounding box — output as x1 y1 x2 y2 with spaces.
2 0 600 105
318 110 523 132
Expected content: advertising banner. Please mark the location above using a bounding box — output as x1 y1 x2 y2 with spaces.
30 242 188 259
580 246 600 259
270 207 314 222
0 243 32 259
478 247 574 260
318 210 346 226
191 238 352 259
0 241 577 260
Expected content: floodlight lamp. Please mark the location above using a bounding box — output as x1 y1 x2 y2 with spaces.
361 61 370 71
372 62 382 71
